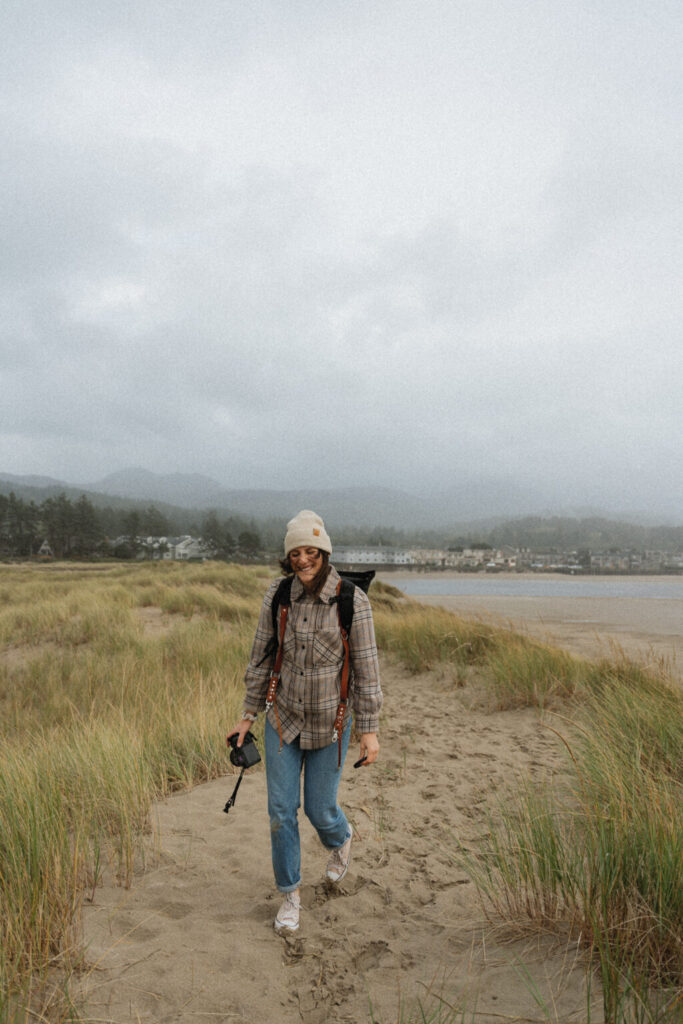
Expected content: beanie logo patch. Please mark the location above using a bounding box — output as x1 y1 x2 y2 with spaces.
313 527 320 536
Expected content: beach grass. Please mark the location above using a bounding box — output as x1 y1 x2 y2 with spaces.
374 583 682 1021
450 661 682 1020
1 566 680 1022
373 592 589 707
0 561 264 1020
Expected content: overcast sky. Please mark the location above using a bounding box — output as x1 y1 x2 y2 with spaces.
1 0 681 517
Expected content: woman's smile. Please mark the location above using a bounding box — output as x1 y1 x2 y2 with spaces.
289 547 322 583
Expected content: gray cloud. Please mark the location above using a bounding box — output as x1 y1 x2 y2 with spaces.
1 0 682 517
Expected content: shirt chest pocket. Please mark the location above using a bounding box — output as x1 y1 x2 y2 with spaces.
312 628 344 667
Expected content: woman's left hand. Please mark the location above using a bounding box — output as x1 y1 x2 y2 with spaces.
358 732 380 766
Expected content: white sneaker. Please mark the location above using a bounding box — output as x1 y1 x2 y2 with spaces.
325 826 353 883
274 890 300 933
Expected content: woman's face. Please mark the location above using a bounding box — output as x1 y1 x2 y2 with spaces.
289 547 323 587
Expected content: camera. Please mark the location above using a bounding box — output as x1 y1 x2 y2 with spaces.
227 730 261 769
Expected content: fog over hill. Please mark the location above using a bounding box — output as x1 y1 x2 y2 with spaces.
0 468 679 534
92 469 227 509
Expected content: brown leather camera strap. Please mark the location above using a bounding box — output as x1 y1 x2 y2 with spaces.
265 603 288 749
332 579 351 767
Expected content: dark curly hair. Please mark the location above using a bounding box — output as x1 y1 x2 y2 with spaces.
278 550 330 595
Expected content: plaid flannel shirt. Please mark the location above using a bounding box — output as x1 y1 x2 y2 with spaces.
243 565 382 749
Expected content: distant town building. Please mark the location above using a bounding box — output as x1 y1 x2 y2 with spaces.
333 546 415 568
162 536 207 561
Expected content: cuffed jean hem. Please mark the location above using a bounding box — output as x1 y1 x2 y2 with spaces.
276 880 301 894
322 827 352 852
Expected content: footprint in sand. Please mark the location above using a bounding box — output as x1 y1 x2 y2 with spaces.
148 899 193 920
353 940 390 971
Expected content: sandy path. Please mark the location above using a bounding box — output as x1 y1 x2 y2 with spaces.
78 658 599 1024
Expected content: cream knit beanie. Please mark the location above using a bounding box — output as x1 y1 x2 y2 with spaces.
284 510 332 556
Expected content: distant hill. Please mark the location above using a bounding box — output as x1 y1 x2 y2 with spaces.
72 469 445 530
0 472 70 489
0 475 187 519
81 467 554 528
207 486 437 531
91 469 227 508
2 469 681 544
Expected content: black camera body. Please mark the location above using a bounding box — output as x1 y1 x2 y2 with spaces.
227 730 261 769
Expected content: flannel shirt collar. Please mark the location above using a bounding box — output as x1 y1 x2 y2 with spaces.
290 565 341 604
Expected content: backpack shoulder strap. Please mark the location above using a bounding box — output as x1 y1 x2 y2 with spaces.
256 576 294 667
270 575 294 637
336 576 356 636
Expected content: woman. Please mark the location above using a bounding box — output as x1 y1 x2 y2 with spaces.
227 509 382 934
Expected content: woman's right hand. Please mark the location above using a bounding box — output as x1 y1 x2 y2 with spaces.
226 718 254 748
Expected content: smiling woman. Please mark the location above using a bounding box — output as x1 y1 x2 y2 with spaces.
227 509 383 935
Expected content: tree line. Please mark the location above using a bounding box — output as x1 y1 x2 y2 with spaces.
0 492 101 559
0 492 265 561
3 489 682 562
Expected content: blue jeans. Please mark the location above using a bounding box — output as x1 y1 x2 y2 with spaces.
264 717 351 892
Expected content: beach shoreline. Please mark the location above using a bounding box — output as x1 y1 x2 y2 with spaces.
379 570 683 583
379 572 683 673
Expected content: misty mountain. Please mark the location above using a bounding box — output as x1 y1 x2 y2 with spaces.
86 467 559 528
0 475 188 520
0 472 71 489
64 470 427 528
64 469 434 528
91 468 227 508
85 470 547 530
2 469 680 537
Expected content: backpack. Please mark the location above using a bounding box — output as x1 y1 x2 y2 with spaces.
262 569 375 764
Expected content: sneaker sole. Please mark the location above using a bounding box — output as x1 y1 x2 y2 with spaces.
325 864 349 883
274 920 300 933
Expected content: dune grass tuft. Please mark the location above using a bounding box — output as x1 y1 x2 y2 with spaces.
455 653 683 1020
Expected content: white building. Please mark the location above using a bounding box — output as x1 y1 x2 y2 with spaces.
333 546 416 567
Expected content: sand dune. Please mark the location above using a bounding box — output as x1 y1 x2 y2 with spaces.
78 657 600 1023
76 583 683 1021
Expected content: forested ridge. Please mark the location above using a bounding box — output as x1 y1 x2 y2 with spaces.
1 480 681 561
0 491 263 559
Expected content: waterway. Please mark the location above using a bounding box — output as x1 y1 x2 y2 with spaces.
389 574 683 601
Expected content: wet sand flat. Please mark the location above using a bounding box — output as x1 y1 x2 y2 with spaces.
381 573 683 674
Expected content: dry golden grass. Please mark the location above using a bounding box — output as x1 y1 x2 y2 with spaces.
0 561 265 1021
1 566 680 1022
